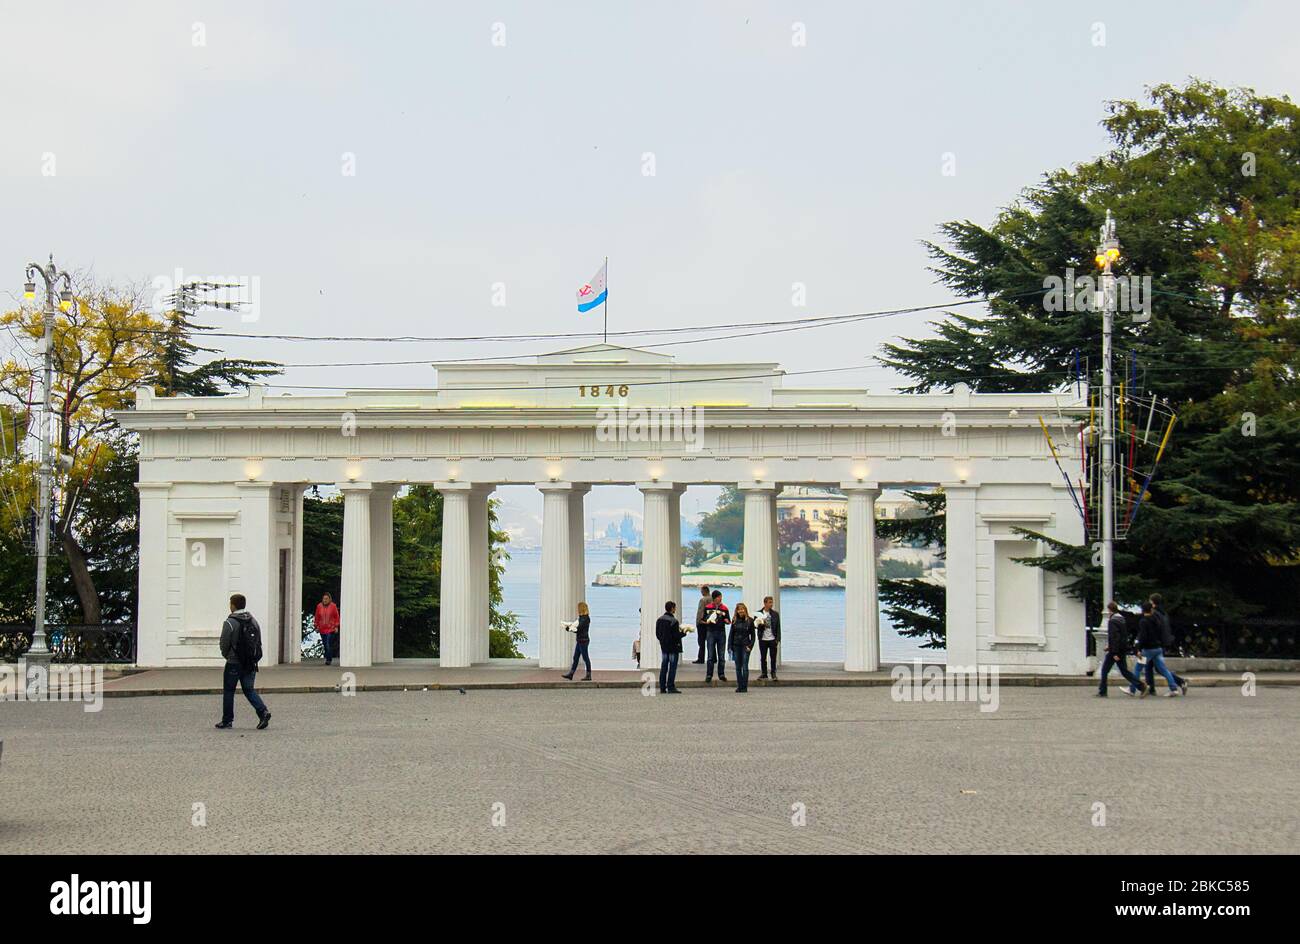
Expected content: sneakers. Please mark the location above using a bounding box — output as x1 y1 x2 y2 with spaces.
257 711 271 729
214 721 233 729
1162 689 1179 697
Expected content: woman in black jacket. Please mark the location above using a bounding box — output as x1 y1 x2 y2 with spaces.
728 603 756 693
562 602 592 681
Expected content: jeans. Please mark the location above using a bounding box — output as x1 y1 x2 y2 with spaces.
1099 651 1143 694
759 639 778 676
222 663 268 723
1144 648 1185 690
732 648 750 690
705 629 727 679
1133 647 1179 692
659 651 680 691
569 639 591 675
321 631 338 662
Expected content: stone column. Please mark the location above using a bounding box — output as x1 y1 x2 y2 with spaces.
338 482 374 668
469 485 495 663
740 483 778 670
768 486 782 615
288 483 308 664
568 485 590 617
135 482 172 667
538 482 575 669
637 482 676 673
437 482 474 668
842 482 881 672
370 485 397 664
237 481 278 665
668 485 684 618
944 482 979 669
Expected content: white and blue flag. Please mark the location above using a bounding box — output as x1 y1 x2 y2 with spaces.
576 261 607 313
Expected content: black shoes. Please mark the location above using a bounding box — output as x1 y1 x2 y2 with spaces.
667 688 682 694
582 673 592 681
257 712 271 730
759 673 769 679
214 721 232 729
562 672 574 680
692 659 705 664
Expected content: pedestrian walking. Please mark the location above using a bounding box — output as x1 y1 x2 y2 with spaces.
1131 601 1181 697
215 593 271 729
562 601 592 681
1148 593 1189 695
1096 601 1146 697
314 591 340 665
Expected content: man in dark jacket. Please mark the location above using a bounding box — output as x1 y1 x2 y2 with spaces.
1097 601 1145 697
692 585 711 664
703 590 730 684
655 601 685 694
758 595 781 680
216 593 271 729
1147 593 1188 695
1132 601 1180 696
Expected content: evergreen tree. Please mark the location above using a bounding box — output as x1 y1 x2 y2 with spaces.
880 81 1300 647
153 305 281 396
876 490 947 648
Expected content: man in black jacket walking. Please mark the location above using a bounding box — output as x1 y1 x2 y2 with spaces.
1132 601 1181 696
1097 601 1145 697
216 593 271 729
655 601 685 694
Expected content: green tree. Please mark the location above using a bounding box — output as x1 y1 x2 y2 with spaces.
880 80 1300 643
698 486 744 552
876 490 947 648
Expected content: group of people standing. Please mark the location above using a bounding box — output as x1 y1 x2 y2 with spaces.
1097 592 1189 698
561 586 782 694
649 586 780 694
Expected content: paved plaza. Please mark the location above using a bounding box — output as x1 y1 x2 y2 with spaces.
2 684 1296 854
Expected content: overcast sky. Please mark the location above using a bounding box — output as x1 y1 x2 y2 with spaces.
3 0 1295 525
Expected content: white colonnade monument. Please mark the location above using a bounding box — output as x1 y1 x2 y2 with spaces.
114 344 1088 675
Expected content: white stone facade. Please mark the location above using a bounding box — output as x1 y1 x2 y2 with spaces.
114 344 1089 674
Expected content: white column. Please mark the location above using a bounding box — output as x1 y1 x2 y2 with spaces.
842 482 881 672
768 483 782 614
538 482 575 669
370 484 397 664
568 485 590 618
237 481 278 666
668 485 684 618
338 482 373 668
437 482 474 667
135 482 171 667
740 483 778 670
469 485 495 663
944 482 979 669
638 482 676 672
288 484 307 663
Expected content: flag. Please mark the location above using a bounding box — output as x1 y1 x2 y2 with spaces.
576 261 607 313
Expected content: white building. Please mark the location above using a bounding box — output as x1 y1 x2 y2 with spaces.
115 344 1089 674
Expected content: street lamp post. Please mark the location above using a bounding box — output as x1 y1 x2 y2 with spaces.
22 254 74 661
1095 213 1121 611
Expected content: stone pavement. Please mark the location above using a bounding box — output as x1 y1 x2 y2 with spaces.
91 659 1300 696
1 684 1296 854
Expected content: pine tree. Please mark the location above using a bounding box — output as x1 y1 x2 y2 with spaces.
880 81 1300 650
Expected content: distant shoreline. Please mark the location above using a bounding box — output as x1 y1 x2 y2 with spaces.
593 571 844 589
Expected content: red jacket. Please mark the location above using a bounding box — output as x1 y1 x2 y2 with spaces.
315 602 340 634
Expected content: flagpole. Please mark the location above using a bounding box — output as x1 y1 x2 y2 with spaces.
603 255 609 344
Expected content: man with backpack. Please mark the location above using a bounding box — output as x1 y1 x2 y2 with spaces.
216 593 271 730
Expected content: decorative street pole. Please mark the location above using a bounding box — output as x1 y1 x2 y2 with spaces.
1095 212 1121 610
22 255 74 661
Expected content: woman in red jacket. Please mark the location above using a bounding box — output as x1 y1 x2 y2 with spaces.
314 592 340 665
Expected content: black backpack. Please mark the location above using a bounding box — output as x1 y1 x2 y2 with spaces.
232 616 263 669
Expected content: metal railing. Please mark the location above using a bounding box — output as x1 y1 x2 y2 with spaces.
0 623 137 664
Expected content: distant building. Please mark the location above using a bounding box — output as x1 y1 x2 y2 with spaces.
776 486 922 546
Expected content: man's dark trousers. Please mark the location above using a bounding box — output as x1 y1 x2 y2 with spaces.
222 663 268 724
